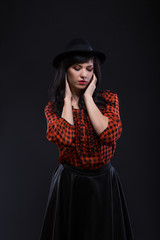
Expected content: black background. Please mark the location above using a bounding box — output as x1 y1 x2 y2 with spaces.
0 0 159 239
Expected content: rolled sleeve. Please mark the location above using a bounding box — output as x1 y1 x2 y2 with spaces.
98 91 122 145
44 101 76 146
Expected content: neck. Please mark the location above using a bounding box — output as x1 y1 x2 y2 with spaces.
70 86 84 103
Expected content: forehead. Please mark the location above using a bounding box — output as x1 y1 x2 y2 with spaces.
73 59 93 66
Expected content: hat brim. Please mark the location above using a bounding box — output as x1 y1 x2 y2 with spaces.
52 50 106 68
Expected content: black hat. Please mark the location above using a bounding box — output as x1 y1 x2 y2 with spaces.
52 38 106 68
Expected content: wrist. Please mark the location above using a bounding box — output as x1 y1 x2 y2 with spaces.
64 96 72 102
83 94 92 100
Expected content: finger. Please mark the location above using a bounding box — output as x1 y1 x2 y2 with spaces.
65 73 67 81
93 74 97 82
66 78 69 88
65 74 70 86
91 74 95 82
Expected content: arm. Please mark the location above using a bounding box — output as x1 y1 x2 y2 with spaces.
61 97 74 125
61 73 75 125
44 101 76 146
85 93 122 144
83 95 109 135
84 91 122 145
83 73 122 145
44 74 76 146
98 91 122 144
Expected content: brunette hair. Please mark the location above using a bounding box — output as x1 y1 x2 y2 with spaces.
48 53 108 117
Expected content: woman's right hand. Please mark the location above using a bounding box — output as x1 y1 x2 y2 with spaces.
64 73 72 100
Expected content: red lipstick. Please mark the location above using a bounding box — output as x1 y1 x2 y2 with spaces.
78 81 87 85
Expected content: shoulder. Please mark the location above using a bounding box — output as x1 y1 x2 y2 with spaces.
44 100 55 114
99 89 119 101
45 100 54 109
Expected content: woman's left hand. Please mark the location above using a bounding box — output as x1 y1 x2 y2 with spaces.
83 73 97 98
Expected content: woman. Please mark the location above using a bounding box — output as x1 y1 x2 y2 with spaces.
39 38 134 240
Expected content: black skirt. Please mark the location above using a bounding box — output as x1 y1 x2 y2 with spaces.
39 161 134 240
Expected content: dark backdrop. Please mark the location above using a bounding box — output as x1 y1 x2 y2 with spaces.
0 0 159 239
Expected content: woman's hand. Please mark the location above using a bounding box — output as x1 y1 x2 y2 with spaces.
62 74 74 125
64 73 72 100
83 73 97 98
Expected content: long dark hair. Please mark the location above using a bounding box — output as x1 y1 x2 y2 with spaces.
48 52 108 117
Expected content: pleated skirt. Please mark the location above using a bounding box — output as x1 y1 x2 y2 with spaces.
39 161 134 240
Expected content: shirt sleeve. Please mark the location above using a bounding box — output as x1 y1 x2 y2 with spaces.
44 101 76 146
98 91 122 145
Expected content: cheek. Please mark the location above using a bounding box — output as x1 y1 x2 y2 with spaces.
68 71 78 81
67 71 73 81
88 72 93 80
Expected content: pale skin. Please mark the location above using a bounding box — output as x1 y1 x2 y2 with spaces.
61 59 109 136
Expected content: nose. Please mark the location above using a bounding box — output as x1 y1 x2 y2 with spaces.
80 69 87 79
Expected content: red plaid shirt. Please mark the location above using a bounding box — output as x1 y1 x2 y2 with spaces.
44 90 122 169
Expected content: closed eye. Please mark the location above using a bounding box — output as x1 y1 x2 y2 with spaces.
72 64 93 71
73 67 81 71
87 68 93 72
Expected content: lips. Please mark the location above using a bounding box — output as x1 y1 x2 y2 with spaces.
78 80 87 85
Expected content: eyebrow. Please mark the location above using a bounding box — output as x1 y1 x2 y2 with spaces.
74 64 93 67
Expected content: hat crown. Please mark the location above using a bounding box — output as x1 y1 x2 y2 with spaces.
52 38 106 68
64 38 93 52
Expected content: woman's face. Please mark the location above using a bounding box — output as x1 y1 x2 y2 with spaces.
67 59 94 91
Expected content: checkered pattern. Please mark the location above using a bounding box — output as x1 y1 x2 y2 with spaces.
44 89 122 169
